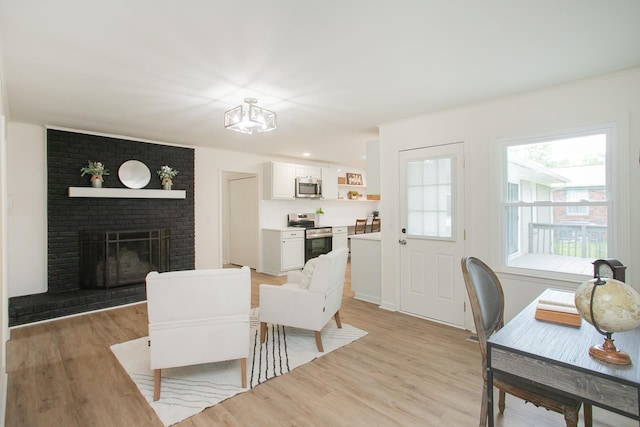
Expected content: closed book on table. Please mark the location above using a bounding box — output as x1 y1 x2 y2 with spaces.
535 308 582 327
534 289 581 327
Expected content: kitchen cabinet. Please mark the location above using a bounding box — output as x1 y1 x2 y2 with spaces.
262 229 305 275
264 162 295 200
350 232 381 304
332 226 348 250
295 164 321 179
322 167 338 200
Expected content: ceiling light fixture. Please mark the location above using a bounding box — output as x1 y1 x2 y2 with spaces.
224 98 277 134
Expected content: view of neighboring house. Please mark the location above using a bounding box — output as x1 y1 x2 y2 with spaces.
506 136 608 275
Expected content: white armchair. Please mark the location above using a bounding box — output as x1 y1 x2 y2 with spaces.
145 267 250 401
259 248 349 352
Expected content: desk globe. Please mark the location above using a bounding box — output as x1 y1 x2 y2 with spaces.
575 278 640 365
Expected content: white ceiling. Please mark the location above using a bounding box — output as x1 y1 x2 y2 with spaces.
1 1 639 168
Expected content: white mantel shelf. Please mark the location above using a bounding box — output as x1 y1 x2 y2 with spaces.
68 187 186 199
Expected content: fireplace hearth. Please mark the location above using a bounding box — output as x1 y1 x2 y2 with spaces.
80 229 170 288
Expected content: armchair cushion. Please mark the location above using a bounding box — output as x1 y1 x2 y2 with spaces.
299 257 318 289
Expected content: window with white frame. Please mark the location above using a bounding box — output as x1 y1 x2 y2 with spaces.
566 189 589 215
502 129 610 276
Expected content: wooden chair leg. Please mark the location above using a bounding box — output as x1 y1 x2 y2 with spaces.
314 331 324 352
583 403 593 427
563 408 578 427
498 390 506 414
479 382 488 427
153 369 161 401
260 322 267 343
241 358 247 388
334 311 342 328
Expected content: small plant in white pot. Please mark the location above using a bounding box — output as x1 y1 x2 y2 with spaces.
316 207 324 225
157 165 179 190
80 161 109 188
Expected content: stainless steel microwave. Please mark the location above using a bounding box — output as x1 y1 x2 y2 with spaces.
295 177 322 198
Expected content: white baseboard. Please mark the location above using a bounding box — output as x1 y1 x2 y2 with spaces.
0 369 6 427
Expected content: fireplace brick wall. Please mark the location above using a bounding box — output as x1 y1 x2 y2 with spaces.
47 129 195 293
9 129 195 325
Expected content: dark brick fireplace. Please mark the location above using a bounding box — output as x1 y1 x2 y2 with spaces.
8 129 195 326
80 229 171 288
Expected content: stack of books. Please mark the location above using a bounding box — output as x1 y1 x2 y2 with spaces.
534 289 582 327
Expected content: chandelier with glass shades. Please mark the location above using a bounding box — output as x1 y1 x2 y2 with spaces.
224 98 277 134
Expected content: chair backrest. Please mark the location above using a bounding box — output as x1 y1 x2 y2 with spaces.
146 267 251 324
308 248 349 294
370 217 380 232
354 219 367 234
460 257 505 369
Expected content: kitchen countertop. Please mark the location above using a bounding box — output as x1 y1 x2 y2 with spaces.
263 225 351 231
262 227 303 232
349 232 381 241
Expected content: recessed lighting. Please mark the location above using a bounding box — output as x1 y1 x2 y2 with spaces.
302 152 311 157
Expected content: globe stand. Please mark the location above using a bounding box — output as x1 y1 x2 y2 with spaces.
589 333 631 365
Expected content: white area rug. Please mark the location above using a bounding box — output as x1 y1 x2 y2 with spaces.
111 308 367 426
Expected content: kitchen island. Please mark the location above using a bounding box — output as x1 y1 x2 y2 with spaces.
349 232 381 304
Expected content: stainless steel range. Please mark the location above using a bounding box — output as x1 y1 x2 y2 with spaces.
287 213 333 262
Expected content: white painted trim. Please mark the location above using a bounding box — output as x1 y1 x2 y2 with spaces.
68 187 186 199
495 114 631 280
45 125 192 149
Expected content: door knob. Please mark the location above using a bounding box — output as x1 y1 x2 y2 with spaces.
398 239 407 245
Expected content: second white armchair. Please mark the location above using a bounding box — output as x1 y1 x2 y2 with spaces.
259 248 349 352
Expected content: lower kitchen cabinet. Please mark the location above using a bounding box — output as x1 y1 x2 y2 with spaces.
350 233 381 304
332 226 348 250
262 229 305 275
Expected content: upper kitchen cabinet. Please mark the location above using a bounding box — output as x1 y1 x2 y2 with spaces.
366 140 380 196
295 164 322 179
321 167 338 200
264 161 295 200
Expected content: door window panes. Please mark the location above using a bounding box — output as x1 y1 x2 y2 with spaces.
407 157 453 239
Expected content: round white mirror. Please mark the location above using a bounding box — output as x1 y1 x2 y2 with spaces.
118 160 151 189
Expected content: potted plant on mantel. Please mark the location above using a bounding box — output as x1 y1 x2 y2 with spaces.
157 165 179 190
80 161 109 188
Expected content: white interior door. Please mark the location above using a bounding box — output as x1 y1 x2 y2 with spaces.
399 143 465 327
228 175 258 268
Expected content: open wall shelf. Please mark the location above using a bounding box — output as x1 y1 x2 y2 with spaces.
68 187 186 199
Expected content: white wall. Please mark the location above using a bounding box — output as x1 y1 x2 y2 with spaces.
379 68 640 323
0 52 8 426
6 123 46 297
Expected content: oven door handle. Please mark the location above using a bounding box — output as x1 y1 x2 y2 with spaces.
306 234 333 239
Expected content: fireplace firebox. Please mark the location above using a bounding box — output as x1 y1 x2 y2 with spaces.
80 229 170 288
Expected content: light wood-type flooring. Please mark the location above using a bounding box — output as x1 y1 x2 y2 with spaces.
5 264 634 426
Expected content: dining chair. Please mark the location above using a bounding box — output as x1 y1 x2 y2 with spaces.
354 219 367 234
370 217 380 232
460 256 592 427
